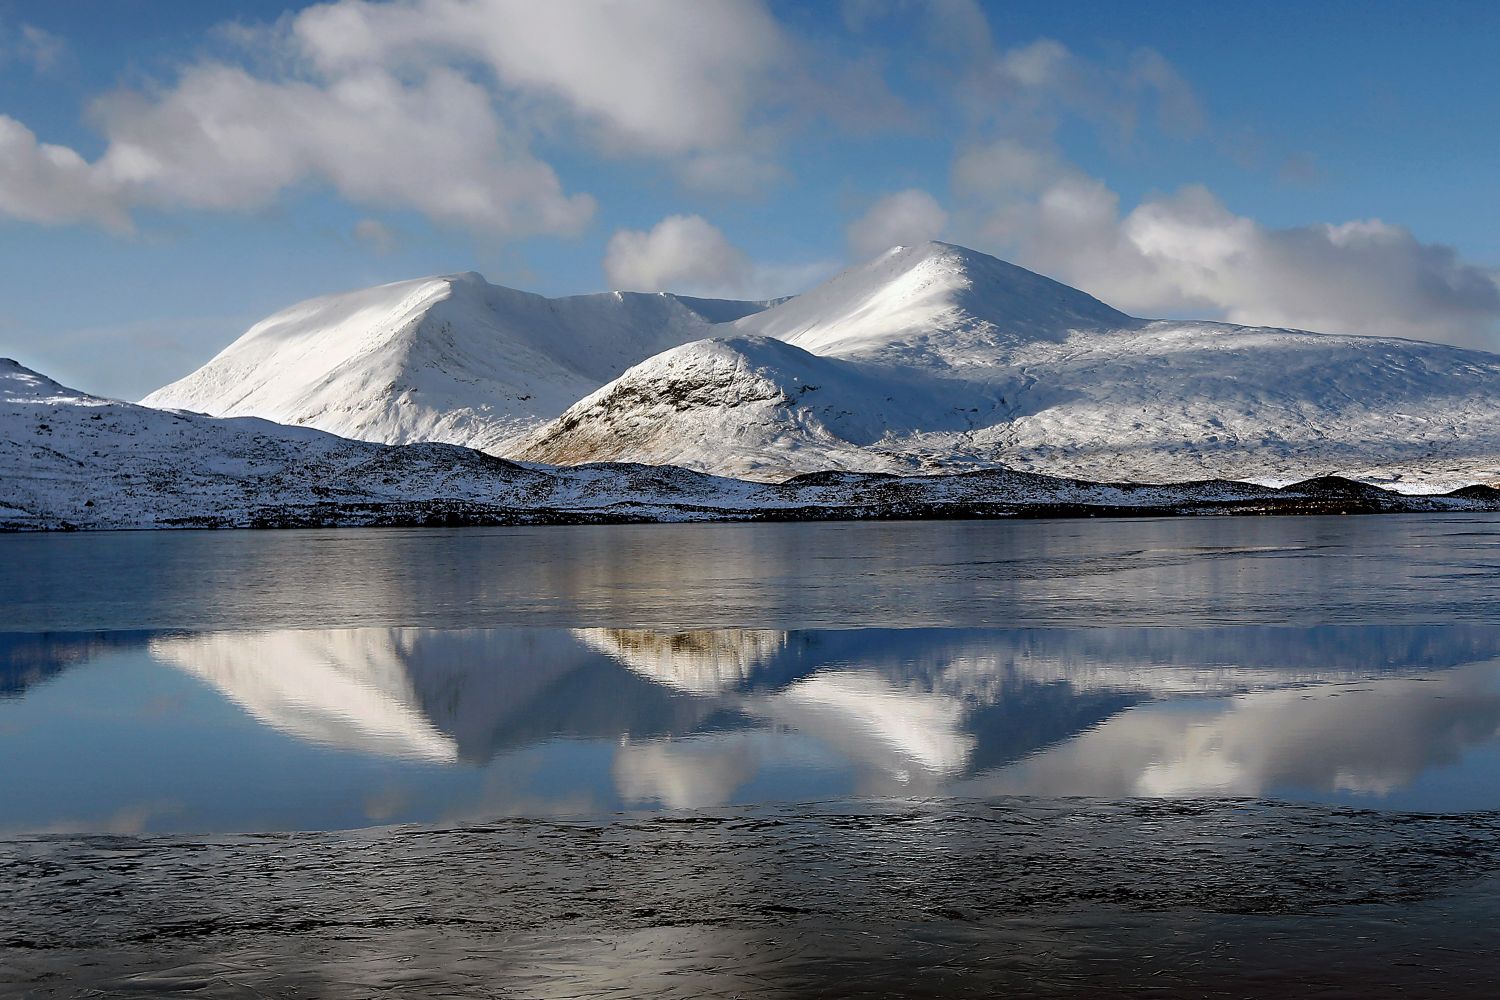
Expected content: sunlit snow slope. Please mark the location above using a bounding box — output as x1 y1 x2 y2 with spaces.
143 273 774 454
518 243 1500 489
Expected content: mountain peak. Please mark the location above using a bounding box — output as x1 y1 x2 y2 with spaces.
141 270 783 455
734 241 1134 364
441 270 491 290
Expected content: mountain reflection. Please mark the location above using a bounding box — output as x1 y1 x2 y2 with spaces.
147 628 724 764
134 625 1500 808
970 664 1500 800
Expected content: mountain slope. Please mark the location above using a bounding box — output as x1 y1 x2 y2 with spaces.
1 357 555 528
143 273 774 454
520 242 1500 488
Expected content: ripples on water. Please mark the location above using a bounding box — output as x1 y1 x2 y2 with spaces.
4 515 1500 996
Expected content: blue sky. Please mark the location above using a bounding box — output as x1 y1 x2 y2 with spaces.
1 0 1498 399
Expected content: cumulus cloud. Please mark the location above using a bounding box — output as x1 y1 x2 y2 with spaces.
675 150 786 196
932 1 1500 347
0 116 130 229
292 0 790 156
604 214 833 299
954 141 1500 345
874 0 1204 145
846 189 948 258
603 215 754 296
94 63 594 234
0 46 592 236
972 37 1204 139
0 1 900 232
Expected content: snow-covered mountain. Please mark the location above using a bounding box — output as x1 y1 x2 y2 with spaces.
5 356 1496 531
518 242 1500 489
143 272 774 454
1 356 558 529
138 242 1500 489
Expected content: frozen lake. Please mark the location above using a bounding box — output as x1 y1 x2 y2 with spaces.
5 515 1500 996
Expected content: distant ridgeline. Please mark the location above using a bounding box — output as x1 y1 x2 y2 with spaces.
4 355 1500 531
5 240 1500 529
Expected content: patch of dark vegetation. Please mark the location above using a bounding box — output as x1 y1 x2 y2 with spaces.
190 489 1500 532
1447 483 1500 500
780 469 902 486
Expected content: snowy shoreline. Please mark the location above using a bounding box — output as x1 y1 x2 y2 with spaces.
7 354 1499 533
9 473 1500 533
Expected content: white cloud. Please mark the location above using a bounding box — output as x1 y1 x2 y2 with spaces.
953 33 1205 141
604 214 833 299
93 63 594 234
996 38 1070 89
846 189 948 258
676 150 786 196
352 218 397 254
0 57 592 237
933 4 1498 346
603 215 754 296
955 142 1500 346
951 138 1056 199
0 116 129 229
292 0 791 156
0 1 894 233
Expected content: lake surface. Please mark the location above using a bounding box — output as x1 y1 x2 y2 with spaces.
8 514 1500 633
5 515 1500 996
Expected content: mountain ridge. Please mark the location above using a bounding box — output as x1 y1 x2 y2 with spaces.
9 355 1496 531
142 272 778 454
519 242 1500 488
114 239 1500 490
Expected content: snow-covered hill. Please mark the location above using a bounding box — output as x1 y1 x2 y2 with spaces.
2 357 560 529
143 273 774 454
519 243 1500 489
733 239 1134 363
5 357 1496 531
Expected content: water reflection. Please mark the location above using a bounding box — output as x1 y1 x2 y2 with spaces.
3 624 1500 831
973 665 1500 800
